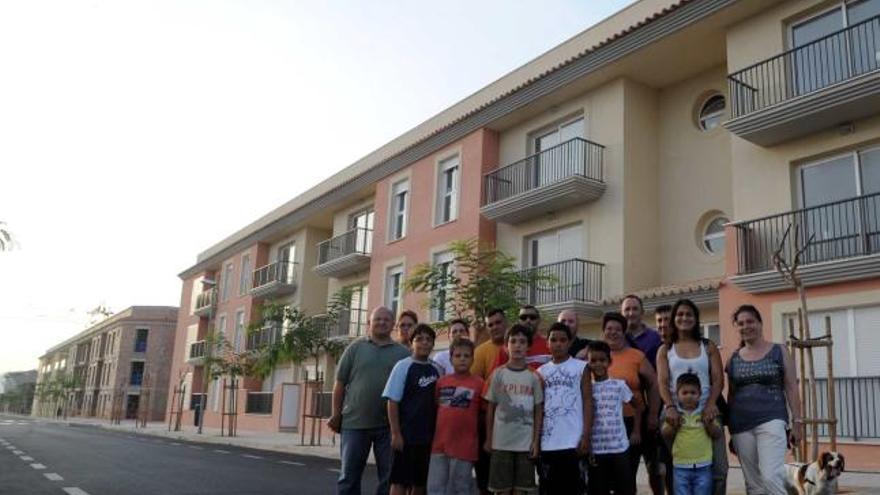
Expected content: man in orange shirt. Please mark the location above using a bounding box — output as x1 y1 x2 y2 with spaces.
490 305 552 372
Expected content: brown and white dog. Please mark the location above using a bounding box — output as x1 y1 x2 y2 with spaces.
784 451 846 495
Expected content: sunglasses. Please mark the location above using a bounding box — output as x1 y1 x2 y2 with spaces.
519 314 539 321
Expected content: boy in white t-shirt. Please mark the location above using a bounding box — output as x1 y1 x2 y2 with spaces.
537 322 593 495
586 340 643 495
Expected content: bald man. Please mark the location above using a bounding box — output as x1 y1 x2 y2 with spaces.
558 309 591 359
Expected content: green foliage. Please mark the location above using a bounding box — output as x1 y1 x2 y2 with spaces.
404 239 552 335
247 288 355 379
0 221 14 252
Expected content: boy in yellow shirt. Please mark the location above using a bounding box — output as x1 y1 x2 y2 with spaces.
661 373 722 495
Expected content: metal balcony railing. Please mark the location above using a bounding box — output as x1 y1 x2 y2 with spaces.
734 193 880 274
729 15 880 118
252 261 298 290
245 392 273 414
189 340 207 360
518 258 604 306
809 376 880 440
194 289 216 314
317 227 372 266
246 324 283 350
314 309 369 339
483 137 604 205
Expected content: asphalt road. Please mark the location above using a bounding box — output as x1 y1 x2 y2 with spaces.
0 414 377 495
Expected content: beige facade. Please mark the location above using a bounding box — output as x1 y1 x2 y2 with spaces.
32 306 178 421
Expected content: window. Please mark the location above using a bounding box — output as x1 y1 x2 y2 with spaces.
239 254 252 295
784 304 880 378
234 310 246 353
527 224 583 267
790 0 880 95
702 323 721 347
435 156 460 224
129 361 145 386
385 265 404 316
221 263 234 302
134 329 148 353
697 94 725 131
701 216 728 255
389 180 409 240
431 251 455 322
349 209 375 254
340 285 370 337
217 314 227 338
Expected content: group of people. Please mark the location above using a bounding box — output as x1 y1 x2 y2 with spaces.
327 296 803 495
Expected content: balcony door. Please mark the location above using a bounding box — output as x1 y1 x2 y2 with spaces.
526 225 583 304
798 147 880 262
348 209 374 255
277 242 295 283
345 285 369 337
791 0 880 96
533 117 584 187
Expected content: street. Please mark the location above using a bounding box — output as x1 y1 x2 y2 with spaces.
0 414 376 495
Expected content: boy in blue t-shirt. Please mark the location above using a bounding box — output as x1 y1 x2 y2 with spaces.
382 324 441 495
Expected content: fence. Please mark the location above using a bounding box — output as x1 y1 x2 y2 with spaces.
810 376 880 440
317 227 372 265
729 14 880 117
252 261 298 289
483 137 604 205
518 258 603 306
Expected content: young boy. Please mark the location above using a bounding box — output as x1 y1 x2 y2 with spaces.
537 322 593 495
484 324 544 495
383 324 442 495
427 339 483 495
586 340 643 495
661 373 721 495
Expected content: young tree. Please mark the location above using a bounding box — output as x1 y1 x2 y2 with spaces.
404 239 550 340
0 221 15 252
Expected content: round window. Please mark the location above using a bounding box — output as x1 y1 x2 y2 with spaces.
702 216 728 255
697 94 725 131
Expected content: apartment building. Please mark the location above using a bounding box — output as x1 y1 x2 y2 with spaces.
32 306 177 421
168 0 880 463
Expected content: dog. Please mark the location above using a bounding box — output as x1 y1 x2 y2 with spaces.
784 451 845 495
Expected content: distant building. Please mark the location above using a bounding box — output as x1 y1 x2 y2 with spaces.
32 306 178 421
0 370 37 414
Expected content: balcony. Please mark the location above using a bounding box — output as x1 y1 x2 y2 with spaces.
246 323 283 351
727 15 880 146
314 227 373 278
193 289 216 317
245 392 273 415
315 308 369 340
481 138 605 224
731 193 880 293
187 340 207 364
518 258 604 319
251 261 298 299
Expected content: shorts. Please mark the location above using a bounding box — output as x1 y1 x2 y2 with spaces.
390 444 431 487
489 450 536 493
427 453 474 495
539 449 583 495
587 451 634 495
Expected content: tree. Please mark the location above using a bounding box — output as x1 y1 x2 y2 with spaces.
404 238 550 340
248 288 353 382
0 221 15 251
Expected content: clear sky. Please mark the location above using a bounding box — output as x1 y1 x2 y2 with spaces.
0 0 636 374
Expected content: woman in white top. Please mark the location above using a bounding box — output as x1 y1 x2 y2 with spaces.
656 298 726 495
433 319 470 375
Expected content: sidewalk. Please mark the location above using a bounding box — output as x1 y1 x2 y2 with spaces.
25 415 880 493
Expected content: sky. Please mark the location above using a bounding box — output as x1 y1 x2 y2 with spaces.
0 0 636 375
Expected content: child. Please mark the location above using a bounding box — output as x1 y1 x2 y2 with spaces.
661 373 721 495
537 322 593 495
383 324 442 495
586 340 643 495
484 324 544 495
427 338 484 495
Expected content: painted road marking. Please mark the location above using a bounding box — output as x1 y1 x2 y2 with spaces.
12 450 23 455
189 445 203 450
242 454 263 460
170 442 181 446
20 456 34 461
30 463 46 470
327 468 341 474
44 473 64 481
213 449 230 454
279 460 305 466
63 488 91 495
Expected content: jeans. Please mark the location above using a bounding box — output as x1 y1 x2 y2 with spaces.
427 454 474 495
731 419 787 495
674 465 712 495
338 427 392 495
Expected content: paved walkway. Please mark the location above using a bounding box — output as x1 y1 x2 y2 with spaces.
19 415 880 493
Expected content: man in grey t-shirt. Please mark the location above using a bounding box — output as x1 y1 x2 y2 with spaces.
328 306 410 495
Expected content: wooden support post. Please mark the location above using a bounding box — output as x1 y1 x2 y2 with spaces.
824 315 837 451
